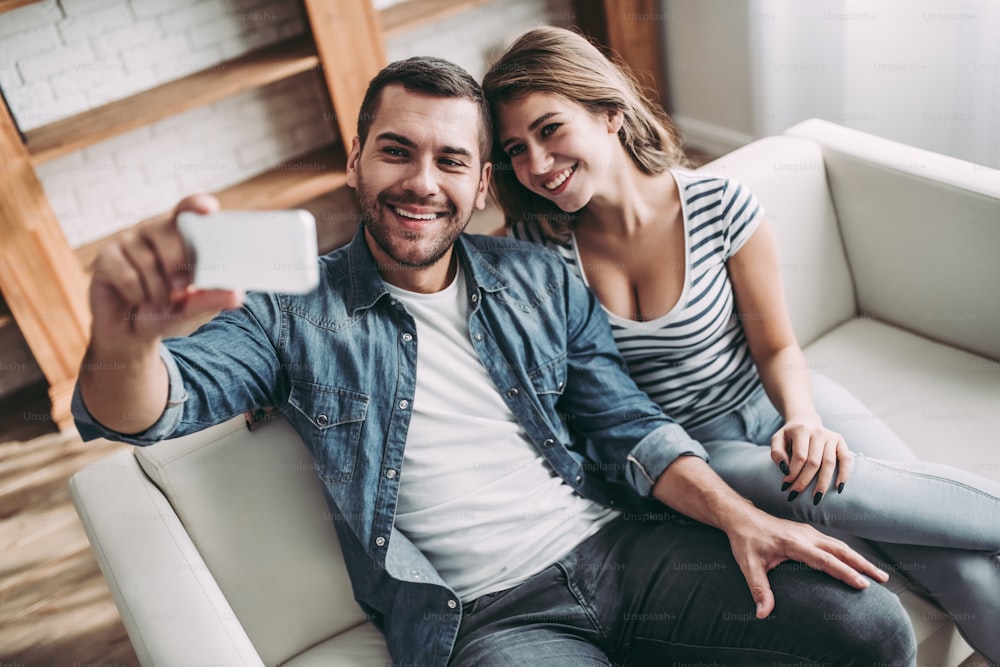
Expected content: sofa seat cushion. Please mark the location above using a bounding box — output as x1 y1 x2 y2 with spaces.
805 318 998 665
281 622 391 666
804 318 1000 484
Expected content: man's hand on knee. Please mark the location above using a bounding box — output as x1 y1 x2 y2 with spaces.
727 513 890 618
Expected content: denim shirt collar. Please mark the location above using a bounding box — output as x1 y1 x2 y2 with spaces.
342 224 510 316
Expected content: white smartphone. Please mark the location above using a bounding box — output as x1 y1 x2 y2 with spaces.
176 209 319 294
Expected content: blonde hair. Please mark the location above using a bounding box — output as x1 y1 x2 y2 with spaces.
482 26 688 238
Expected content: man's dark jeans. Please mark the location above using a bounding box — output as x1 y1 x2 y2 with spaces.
451 515 916 666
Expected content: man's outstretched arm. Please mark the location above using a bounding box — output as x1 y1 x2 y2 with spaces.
652 455 889 618
78 194 243 434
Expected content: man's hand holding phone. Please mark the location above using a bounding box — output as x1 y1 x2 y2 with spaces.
89 193 319 347
82 193 319 433
89 193 244 347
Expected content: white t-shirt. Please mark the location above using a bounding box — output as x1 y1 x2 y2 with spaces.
386 263 618 601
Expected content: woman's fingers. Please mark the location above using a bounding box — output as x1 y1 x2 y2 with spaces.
810 438 839 504
772 424 854 503
835 440 853 494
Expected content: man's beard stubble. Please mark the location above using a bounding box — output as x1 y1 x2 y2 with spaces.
355 172 471 271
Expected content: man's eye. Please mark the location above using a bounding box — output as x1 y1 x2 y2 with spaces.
440 158 464 168
383 147 406 157
541 123 560 137
507 144 525 157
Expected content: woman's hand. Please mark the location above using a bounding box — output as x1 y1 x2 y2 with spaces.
770 422 853 505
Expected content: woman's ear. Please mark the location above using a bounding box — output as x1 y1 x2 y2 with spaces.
607 108 624 134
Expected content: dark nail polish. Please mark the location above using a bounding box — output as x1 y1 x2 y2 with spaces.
779 461 790 475
781 482 791 492
787 490 799 502
837 482 845 494
813 492 824 505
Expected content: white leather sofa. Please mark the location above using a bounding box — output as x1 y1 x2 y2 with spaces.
70 119 1000 666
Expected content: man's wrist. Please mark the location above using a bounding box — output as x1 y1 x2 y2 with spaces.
83 335 161 370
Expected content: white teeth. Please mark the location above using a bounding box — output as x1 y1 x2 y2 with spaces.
394 207 438 220
543 165 575 190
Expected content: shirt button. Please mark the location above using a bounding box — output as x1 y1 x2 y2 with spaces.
385 469 397 479
447 599 458 609
473 333 483 341
375 536 386 547
398 399 409 409
507 387 519 398
401 332 413 342
316 414 329 426
542 438 555 447
575 475 583 485
471 293 479 303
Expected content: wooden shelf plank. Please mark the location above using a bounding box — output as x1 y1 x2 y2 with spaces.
0 0 43 14
75 145 348 270
24 35 320 165
380 0 495 38
214 145 348 210
305 0 386 148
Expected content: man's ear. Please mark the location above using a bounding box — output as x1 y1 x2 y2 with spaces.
474 162 493 210
346 136 361 189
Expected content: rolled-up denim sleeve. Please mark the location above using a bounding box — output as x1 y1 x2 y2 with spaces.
625 423 709 497
71 344 189 445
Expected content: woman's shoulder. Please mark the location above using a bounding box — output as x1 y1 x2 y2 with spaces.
671 167 737 196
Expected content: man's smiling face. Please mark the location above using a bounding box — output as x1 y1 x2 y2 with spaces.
347 84 492 288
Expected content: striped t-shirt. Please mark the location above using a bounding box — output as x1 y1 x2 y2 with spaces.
510 170 764 429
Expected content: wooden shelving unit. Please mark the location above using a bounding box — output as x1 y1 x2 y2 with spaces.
0 0 660 428
0 0 384 428
24 35 321 165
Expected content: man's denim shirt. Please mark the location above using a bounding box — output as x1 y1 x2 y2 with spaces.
73 229 708 667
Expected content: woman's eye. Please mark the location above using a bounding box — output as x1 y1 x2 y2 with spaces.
540 123 560 137
508 144 525 158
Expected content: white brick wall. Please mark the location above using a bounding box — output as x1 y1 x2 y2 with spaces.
1 0 572 249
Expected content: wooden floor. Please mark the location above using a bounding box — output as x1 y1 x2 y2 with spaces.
0 384 139 666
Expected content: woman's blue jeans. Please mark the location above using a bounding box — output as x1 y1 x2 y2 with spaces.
451 513 915 666
687 373 1000 663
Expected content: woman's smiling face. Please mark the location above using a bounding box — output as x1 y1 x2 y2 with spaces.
497 92 622 213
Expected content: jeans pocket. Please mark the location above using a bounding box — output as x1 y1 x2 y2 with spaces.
464 587 514 618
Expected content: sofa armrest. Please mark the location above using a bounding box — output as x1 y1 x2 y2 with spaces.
785 118 1000 361
70 450 265 667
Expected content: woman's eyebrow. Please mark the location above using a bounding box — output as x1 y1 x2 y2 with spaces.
500 111 559 150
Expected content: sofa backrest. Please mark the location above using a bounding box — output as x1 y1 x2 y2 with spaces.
785 119 1000 362
698 135 857 347
134 416 367 666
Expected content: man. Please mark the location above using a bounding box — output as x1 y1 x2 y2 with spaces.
74 57 916 666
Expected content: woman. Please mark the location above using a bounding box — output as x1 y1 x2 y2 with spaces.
483 26 999 662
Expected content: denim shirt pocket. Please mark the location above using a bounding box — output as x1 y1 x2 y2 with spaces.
288 381 369 484
527 355 568 424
